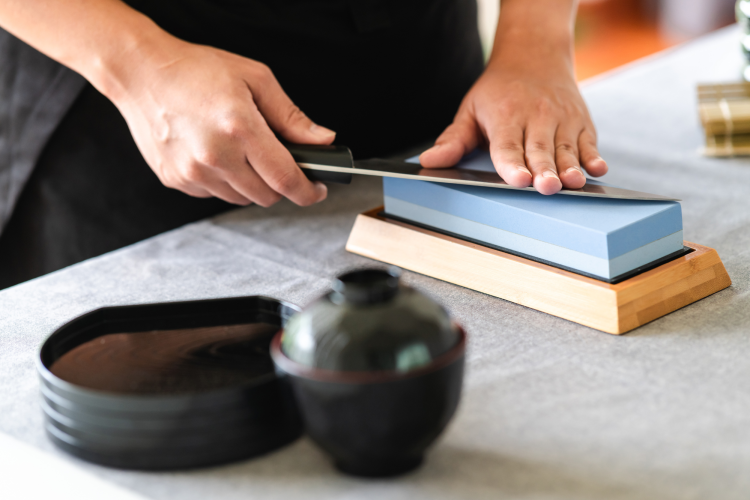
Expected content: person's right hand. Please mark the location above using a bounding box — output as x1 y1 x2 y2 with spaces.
106 37 334 207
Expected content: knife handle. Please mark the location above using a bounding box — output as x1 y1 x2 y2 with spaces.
303 168 353 185
286 143 354 185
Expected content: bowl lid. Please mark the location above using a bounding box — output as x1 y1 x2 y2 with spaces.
281 268 461 373
271 326 466 383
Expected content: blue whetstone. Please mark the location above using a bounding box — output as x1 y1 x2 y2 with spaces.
383 153 683 278
383 196 682 279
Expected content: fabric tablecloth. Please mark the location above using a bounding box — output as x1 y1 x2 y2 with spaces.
1 25 749 500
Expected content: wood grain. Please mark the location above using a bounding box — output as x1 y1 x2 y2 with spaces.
50 323 279 394
346 208 732 334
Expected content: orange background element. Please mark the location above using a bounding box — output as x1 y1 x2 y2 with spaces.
575 0 673 80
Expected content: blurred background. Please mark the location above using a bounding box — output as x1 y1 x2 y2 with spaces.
476 0 737 80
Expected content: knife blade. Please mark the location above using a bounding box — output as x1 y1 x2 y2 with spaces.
288 144 680 202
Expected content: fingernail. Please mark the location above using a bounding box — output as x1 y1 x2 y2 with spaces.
314 181 328 202
516 166 532 176
542 170 559 179
310 123 336 140
564 166 584 176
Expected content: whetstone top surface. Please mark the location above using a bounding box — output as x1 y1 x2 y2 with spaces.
387 155 682 259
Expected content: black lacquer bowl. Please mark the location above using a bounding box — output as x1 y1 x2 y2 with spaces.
271 327 466 477
37 296 303 470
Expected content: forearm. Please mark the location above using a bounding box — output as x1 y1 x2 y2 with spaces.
0 0 175 100
488 0 577 74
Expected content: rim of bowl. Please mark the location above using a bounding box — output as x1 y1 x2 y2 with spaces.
270 325 466 384
36 295 299 407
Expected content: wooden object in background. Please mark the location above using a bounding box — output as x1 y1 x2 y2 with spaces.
703 132 750 157
346 208 732 335
697 82 750 156
698 82 750 136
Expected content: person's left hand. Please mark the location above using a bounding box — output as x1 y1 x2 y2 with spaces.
419 53 608 195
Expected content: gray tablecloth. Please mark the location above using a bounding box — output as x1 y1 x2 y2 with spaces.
2 25 749 500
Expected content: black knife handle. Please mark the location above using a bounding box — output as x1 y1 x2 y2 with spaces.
286 143 354 185
302 169 353 185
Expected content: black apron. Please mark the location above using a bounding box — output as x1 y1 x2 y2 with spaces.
0 0 484 288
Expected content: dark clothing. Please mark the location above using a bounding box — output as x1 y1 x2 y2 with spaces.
0 85 233 288
0 0 484 289
0 30 85 236
124 0 485 158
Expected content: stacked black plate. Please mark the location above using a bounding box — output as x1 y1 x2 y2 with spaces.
37 296 302 470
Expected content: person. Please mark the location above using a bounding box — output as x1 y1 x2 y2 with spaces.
0 0 607 288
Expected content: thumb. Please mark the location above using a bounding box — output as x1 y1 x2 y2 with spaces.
419 109 481 168
247 65 336 145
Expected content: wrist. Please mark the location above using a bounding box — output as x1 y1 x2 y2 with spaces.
487 30 574 76
486 0 575 75
80 11 179 103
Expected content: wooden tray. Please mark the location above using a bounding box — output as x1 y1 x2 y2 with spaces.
346 207 731 334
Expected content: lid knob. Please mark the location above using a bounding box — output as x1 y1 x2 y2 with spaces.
331 267 400 305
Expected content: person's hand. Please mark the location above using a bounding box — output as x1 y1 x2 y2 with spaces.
420 46 608 195
108 38 334 206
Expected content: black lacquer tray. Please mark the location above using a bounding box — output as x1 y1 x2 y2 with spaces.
37 296 302 470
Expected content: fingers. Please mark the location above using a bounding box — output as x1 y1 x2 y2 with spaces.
237 106 328 206
523 121 563 196
162 158 255 205
486 124 533 188
420 111 481 168
222 161 280 207
161 166 253 205
168 122 325 207
204 180 253 206
578 127 608 177
245 63 336 145
485 119 604 194
160 173 213 199
555 127 587 190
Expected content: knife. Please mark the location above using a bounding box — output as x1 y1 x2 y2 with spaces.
288 143 680 202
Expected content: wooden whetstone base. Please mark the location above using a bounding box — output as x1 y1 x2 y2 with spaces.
345 207 732 334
